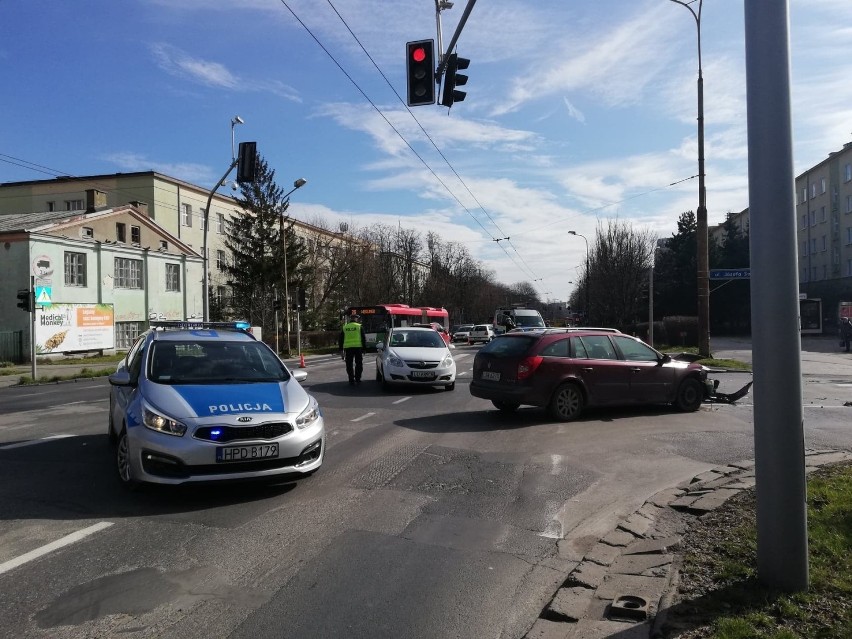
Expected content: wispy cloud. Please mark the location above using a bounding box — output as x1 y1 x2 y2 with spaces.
562 98 586 124
104 152 214 185
149 43 301 102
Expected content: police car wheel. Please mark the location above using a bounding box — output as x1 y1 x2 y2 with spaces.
445 382 455 391
116 427 140 490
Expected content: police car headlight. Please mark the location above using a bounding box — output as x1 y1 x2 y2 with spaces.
143 407 187 437
295 396 321 429
388 351 404 368
441 354 454 368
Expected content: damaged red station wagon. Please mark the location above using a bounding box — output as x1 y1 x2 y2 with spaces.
469 328 712 421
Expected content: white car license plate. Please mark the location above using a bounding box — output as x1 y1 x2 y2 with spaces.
481 371 500 381
216 442 279 463
411 371 434 378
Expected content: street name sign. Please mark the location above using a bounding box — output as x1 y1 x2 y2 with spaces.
709 268 750 279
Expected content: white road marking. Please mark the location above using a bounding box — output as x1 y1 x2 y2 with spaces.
0 522 114 575
393 397 412 405
351 412 375 422
457 371 468 377
0 434 74 450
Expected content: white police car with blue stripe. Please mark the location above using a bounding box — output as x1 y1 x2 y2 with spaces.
108 322 324 487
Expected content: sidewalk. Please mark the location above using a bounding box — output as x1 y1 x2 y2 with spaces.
523 449 852 639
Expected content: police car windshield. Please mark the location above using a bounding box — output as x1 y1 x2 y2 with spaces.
149 341 289 384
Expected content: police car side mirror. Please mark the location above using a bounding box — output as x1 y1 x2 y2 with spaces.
109 370 133 387
376 342 384 351
292 370 308 383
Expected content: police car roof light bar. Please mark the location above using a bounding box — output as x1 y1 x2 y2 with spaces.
151 321 252 332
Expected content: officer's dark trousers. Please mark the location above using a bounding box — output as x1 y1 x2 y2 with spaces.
345 348 363 382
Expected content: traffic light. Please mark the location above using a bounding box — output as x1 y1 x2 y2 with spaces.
298 288 306 311
16 289 31 312
440 53 469 108
273 298 282 311
406 40 435 106
236 141 258 183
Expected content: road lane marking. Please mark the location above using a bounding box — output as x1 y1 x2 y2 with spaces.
0 434 74 450
393 397 411 405
351 412 375 422
0 522 114 575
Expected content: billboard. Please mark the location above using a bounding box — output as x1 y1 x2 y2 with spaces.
35 304 115 354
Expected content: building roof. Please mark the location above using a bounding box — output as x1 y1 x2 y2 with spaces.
0 209 93 232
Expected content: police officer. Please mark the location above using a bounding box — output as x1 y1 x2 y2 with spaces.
339 314 367 384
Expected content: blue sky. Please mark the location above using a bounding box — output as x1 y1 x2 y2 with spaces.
2 0 851 302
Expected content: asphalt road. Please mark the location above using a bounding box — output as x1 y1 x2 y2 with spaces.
0 339 850 639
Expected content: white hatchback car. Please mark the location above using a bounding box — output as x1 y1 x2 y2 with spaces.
467 324 495 344
375 327 456 391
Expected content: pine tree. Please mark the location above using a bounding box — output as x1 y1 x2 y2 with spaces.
222 156 309 343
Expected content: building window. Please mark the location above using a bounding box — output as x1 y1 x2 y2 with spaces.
846 164 852 182
47 201 55 212
65 199 83 211
64 252 87 287
116 322 144 350
820 206 826 223
114 257 143 288
216 285 228 305
201 208 207 231
801 215 807 229
847 228 852 245
848 260 852 277
131 225 141 244
809 211 816 226
217 212 225 234
811 183 817 199
800 187 807 203
81 227 94 239
116 222 126 243
160 240 168 250
811 238 817 253
847 195 852 213
821 235 827 251
216 249 226 270
821 177 826 194
165 263 180 292
182 203 192 227
802 240 808 255
801 266 808 282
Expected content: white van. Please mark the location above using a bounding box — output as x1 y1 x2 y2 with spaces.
493 308 546 335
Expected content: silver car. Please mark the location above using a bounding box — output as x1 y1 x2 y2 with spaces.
375 327 456 391
108 322 324 488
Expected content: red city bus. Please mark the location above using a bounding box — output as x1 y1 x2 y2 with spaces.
345 304 450 350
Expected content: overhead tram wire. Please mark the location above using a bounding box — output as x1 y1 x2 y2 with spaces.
507 174 699 239
0 153 231 226
278 0 543 282
323 0 512 242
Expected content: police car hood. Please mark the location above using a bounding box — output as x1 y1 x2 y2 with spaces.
144 381 307 420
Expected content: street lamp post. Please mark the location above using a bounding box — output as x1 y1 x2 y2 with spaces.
568 231 590 324
280 178 307 357
670 0 710 358
230 115 244 161
202 116 245 322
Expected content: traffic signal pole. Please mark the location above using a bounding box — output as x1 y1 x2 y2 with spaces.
29 276 36 381
434 0 478 79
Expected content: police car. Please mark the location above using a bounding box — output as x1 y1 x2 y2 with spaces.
107 322 324 488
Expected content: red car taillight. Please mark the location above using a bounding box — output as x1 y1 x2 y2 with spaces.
517 356 543 380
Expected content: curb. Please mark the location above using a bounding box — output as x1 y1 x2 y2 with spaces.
524 448 852 639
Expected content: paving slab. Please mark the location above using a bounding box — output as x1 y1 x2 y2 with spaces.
610 553 673 576
524 618 573 639
595 573 668 603
618 512 653 537
687 488 742 512
547 586 595 622
647 488 684 508
565 619 652 639
570 561 608 589
584 542 622 566
623 536 681 556
600 528 638 547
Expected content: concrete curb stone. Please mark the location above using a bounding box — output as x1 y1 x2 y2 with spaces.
523 448 852 639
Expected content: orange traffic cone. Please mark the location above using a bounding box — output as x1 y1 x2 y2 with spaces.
299 353 306 368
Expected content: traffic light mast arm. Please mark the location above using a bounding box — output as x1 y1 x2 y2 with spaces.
434 0 478 80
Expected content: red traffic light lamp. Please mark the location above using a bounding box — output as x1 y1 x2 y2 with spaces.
406 40 435 106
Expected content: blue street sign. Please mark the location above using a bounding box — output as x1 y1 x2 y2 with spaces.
709 268 750 280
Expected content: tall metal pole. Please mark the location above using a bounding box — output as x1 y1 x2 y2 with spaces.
744 0 808 592
202 159 238 322
670 0 710 358
278 178 307 358
569 231 590 324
